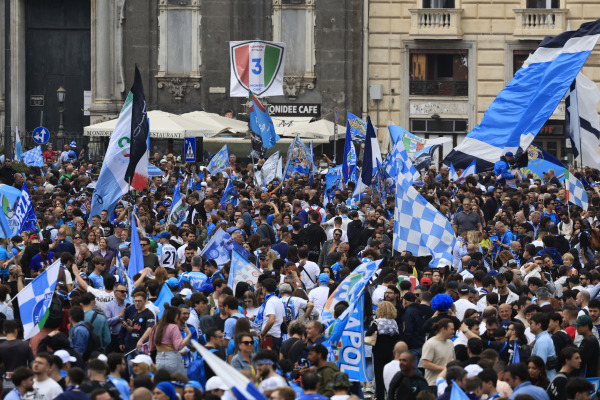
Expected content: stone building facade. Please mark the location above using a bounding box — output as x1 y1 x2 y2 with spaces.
366 0 600 163
0 0 363 157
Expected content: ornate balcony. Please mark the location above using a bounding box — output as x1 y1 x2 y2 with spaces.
408 8 463 40
513 8 568 40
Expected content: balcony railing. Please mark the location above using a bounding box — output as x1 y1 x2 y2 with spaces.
513 8 568 39
408 8 463 39
410 80 468 97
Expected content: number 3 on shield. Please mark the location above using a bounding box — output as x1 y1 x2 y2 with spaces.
251 58 262 75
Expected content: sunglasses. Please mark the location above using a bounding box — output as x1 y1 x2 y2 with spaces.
115 290 127 293
74 236 81 239
240 341 253 345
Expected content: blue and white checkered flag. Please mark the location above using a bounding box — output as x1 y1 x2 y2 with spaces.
565 169 589 211
16 260 62 339
384 141 419 185
22 145 44 167
393 173 455 267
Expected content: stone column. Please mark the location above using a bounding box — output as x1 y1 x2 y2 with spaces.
89 0 125 124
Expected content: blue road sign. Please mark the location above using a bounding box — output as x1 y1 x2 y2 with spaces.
32 127 50 145
184 138 196 163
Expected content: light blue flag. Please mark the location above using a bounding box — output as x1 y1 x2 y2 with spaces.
192 341 269 400
154 284 175 320
335 294 370 382
450 380 471 400
0 206 11 239
383 141 418 185
115 252 132 300
261 151 280 187
449 163 459 182
457 160 477 183
16 260 61 339
14 127 22 163
323 259 382 343
512 340 520 364
228 248 262 290
342 120 357 183
283 136 315 179
445 20 600 171
200 228 250 266
393 168 456 268
220 179 239 208
250 91 280 149
346 112 367 144
7 184 36 236
388 124 412 145
519 144 566 182
167 179 186 227
325 166 343 203
22 146 44 168
207 145 230 175
128 216 144 281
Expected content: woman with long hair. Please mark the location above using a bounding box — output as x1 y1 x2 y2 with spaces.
528 355 550 389
366 301 400 400
154 267 168 287
226 318 258 363
149 305 192 374
84 230 99 252
92 237 115 270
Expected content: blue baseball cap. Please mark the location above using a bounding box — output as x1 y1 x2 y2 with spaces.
505 151 514 158
166 277 180 288
159 232 171 240
318 273 330 284
162 200 171 207
114 221 125 228
199 283 215 294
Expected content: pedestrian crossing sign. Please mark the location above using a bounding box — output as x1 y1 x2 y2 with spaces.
184 138 196 163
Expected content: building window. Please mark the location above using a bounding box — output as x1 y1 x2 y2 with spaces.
513 50 530 75
526 0 559 8
410 118 467 134
273 0 315 96
409 50 468 96
157 0 201 78
423 0 455 8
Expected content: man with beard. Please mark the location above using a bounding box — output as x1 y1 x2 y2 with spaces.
4 367 34 400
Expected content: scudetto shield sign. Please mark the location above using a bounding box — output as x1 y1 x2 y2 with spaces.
230 40 285 97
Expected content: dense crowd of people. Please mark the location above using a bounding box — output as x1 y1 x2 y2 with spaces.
0 144 599 400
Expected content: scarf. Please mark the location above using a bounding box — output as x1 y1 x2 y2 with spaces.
254 292 275 330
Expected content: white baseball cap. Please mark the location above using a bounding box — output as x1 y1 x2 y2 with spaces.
54 350 76 364
130 354 153 366
205 376 229 392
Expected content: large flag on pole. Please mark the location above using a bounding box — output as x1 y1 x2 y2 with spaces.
323 259 382 344
220 179 239 208
200 228 250 266
7 184 37 236
566 73 600 169
18 260 62 339
192 340 269 400
342 120 357 183
261 151 279 186
362 117 382 186
444 20 600 171
128 216 144 281
207 145 230 176
154 284 175 320
228 249 262 290
124 66 150 191
249 91 280 149
346 112 367 144
336 294 370 382
456 160 476 183
565 169 589 211
22 146 43 168
393 168 456 267
14 126 22 163
383 141 419 186
167 179 186 226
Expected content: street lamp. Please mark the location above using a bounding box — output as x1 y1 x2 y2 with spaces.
57 86 66 137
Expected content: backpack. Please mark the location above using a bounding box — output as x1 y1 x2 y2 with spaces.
281 297 295 334
82 312 103 361
187 348 219 389
41 228 53 243
44 292 64 329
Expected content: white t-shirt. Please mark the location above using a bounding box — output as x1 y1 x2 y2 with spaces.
372 285 387 307
159 244 178 269
298 260 320 290
454 298 477 321
282 296 308 318
383 360 400 392
87 287 115 313
23 377 63 400
177 243 189 263
263 295 285 338
258 375 288 393
308 286 330 320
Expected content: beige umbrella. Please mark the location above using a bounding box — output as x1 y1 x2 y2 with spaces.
180 111 248 135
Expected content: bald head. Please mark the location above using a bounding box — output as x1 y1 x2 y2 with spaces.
132 387 153 400
393 341 408 359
